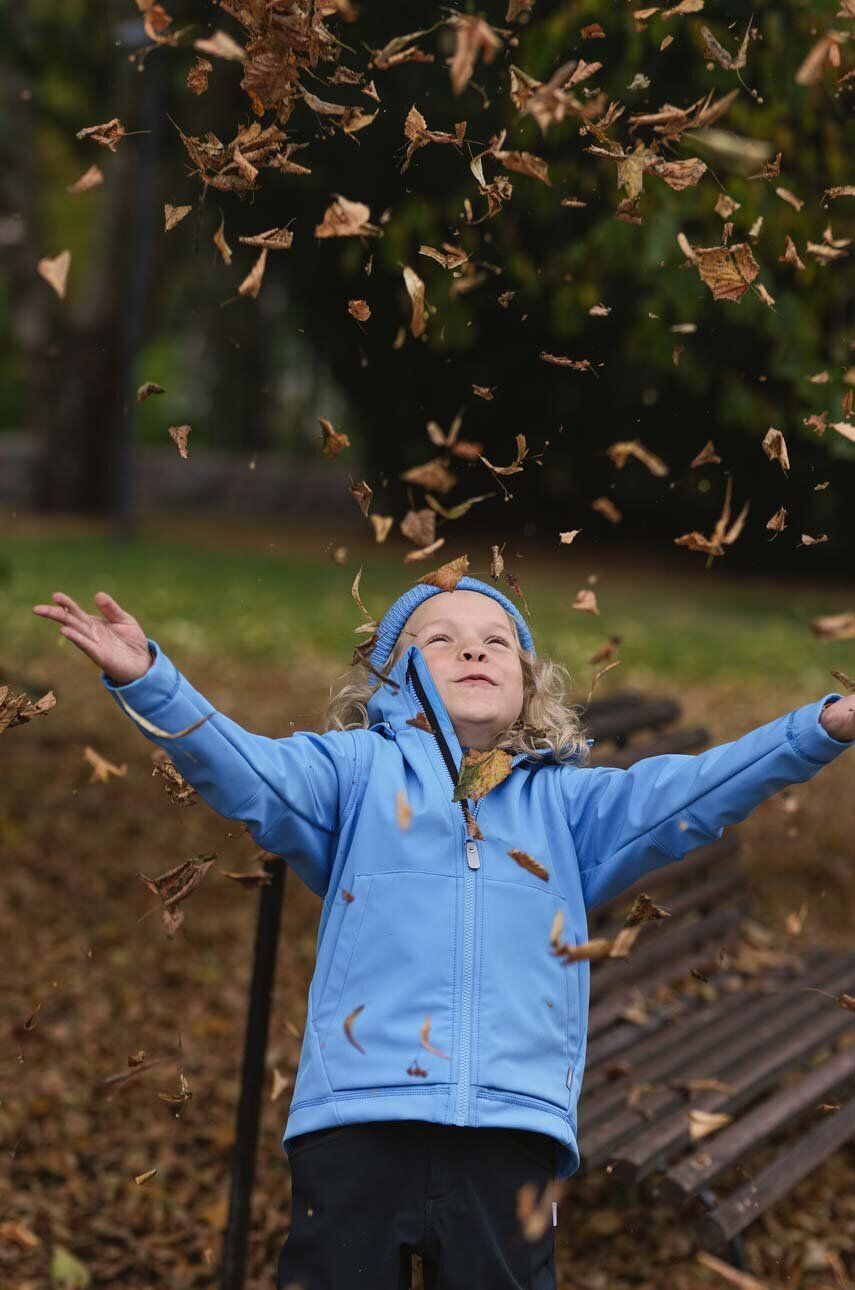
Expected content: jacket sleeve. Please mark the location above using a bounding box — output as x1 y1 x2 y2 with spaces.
560 693 854 913
99 638 362 897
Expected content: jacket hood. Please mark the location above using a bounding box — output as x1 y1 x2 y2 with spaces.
365 641 594 768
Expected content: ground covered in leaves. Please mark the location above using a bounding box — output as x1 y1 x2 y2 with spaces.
2 642 854 1290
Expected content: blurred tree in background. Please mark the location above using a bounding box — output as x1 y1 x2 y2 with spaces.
1 0 852 570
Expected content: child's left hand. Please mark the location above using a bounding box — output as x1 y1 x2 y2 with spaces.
819 695 855 742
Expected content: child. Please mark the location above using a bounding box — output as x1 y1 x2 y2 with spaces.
33 578 855 1290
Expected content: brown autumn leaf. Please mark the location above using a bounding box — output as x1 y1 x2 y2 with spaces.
559 529 581 545
508 848 549 881
446 11 505 95
37 251 71 299
84 746 128 784
417 553 470 592
831 420 855 444
691 242 760 301
164 203 192 231
168 424 191 460
238 227 294 250
238 248 267 298
780 235 806 271
315 196 381 239
222 869 273 888
137 382 165 402
480 433 529 476
585 659 621 705
400 508 436 548
136 853 216 939
589 636 620 664
420 242 471 270
344 1004 366 1053
369 515 394 543
403 537 446 563
592 497 622 523
407 711 434 734
573 588 599 615
150 751 197 806
700 21 751 70
319 418 351 459
424 492 494 521
454 746 513 802
403 266 427 337
762 426 790 473
348 299 371 322
187 56 212 94
799 533 828 547
688 1109 733 1142
400 457 457 493
350 480 373 517
767 506 787 535
420 1014 450 1059
213 213 232 265
66 164 103 194
646 157 707 190
401 106 466 173
540 352 598 374
690 440 721 467
193 30 246 61
0 685 56 732
75 118 129 151
472 384 495 399
606 440 669 477
809 612 855 641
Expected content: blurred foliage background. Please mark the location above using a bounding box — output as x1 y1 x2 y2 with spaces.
0 0 853 573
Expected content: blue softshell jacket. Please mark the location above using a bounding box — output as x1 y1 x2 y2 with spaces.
101 640 852 1181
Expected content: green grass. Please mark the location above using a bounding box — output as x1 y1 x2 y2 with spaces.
2 521 854 695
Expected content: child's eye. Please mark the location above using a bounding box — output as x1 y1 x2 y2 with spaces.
426 634 450 644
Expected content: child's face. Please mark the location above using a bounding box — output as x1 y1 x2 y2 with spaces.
399 591 525 751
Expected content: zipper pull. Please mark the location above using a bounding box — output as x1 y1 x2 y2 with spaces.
465 839 480 870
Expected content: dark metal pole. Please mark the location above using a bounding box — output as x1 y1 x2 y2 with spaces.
221 856 287 1290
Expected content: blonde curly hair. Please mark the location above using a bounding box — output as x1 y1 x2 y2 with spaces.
322 607 591 764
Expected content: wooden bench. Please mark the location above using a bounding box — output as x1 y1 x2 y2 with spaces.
220 689 855 1289
580 690 855 1267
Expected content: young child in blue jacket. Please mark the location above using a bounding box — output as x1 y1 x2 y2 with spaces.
33 578 855 1290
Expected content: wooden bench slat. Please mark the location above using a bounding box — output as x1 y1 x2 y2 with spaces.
608 981 855 1182
592 869 747 984
581 952 846 1129
582 959 855 1172
697 1094 855 1250
588 904 750 1036
658 1041 855 1204
590 727 711 769
582 698 682 743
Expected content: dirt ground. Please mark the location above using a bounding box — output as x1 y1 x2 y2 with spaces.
2 643 853 1289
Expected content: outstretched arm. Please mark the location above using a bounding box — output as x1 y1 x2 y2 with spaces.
32 591 360 896
561 693 854 912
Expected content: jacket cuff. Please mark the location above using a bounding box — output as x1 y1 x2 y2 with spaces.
787 692 855 763
99 638 183 717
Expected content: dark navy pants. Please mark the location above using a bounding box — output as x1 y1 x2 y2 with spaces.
277 1120 558 1290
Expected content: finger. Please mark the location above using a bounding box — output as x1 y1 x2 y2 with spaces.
33 603 94 632
51 592 91 627
93 591 135 624
58 623 101 660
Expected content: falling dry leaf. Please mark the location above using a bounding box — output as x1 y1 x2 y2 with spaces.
164 203 192 231
136 854 216 939
168 424 191 459
573 588 599 615
84 746 128 784
508 848 549 881
319 418 350 459
344 1004 366 1053
66 165 103 194
37 251 71 299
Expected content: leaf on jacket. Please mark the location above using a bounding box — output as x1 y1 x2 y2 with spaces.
136 853 216 939
396 789 412 830
462 803 485 840
416 553 470 590
406 1059 428 1077
344 1004 366 1053
453 746 513 801
508 848 549 882
420 1013 450 1059
406 711 434 733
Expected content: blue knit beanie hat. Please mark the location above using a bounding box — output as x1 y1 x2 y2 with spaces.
369 576 535 673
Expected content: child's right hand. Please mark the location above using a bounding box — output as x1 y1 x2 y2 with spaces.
32 591 153 685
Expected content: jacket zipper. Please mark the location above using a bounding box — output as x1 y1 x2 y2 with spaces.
407 660 483 1125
